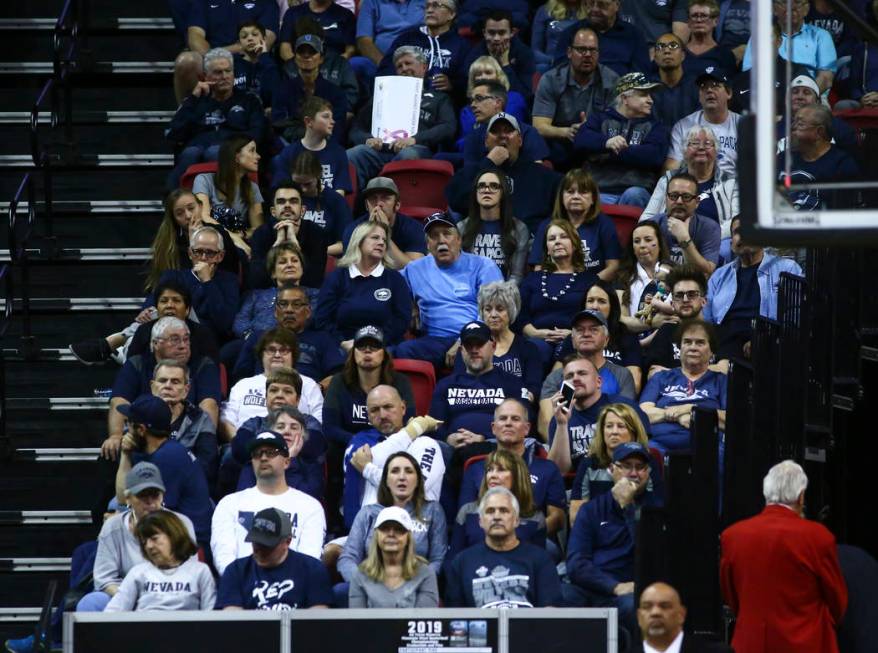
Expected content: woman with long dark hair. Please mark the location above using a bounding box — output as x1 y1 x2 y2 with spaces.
616 220 675 334
193 135 264 256
456 169 529 283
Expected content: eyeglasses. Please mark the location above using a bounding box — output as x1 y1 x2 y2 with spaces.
155 335 190 346
355 342 381 352
190 248 221 259
686 141 715 149
615 461 649 473
667 192 697 202
654 41 681 51
425 0 451 9
251 448 284 460
688 12 714 21
477 181 502 191
265 346 291 356
276 300 309 309
570 45 598 55
469 94 496 104
672 290 702 301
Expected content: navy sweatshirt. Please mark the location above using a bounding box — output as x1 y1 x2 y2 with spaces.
313 265 412 344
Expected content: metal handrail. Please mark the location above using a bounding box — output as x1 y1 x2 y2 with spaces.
8 174 36 360
0 265 9 461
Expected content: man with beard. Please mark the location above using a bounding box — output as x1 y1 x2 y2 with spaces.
429 321 530 446
395 214 503 365
462 10 535 100
552 0 649 75
652 173 720 276
212 431 326 574
547 355 647 474
114 395 213 549
533 27 618 167
649 33 700 129
249 182 331 289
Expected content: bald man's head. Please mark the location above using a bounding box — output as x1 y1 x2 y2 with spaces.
366 384 406 435
637 582 686 647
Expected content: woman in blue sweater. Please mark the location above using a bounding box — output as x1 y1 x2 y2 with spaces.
314 221 412 348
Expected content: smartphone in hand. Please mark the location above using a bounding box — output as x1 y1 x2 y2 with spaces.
560 380 575 412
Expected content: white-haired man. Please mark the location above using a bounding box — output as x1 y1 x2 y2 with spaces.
720 460 848 653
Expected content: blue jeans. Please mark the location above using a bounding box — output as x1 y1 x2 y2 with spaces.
167 143 221 190
346 143 433 192
77 591 111 612
389 336 457 368
600 187 651 208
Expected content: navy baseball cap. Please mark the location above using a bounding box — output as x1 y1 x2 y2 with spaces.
116 394 172 432
613 442 651 464
423 211 457 232
460 320 492 344
247 431 290 457
696 67 730 87
571 309 608 328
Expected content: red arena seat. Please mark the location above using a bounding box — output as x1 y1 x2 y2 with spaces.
601 203 643 248
392 358 436 416
380 159 454 212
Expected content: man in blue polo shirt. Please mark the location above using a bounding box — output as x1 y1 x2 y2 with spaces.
353 0 425 81
114 395 214 549
458 398 566 536
430 321 531 445
742 0 837 93
176 0 280 103
216 507 332 610
395 214 503 365
341 177 427 269
103 317 221 461
552 0 649 75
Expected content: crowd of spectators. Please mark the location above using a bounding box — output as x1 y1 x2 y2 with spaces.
20 0 875 650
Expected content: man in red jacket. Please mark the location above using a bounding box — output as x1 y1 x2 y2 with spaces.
720 459 847 653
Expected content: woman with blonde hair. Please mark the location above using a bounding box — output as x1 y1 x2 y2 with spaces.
569 403 660 524
450 449 547 555
314 220 412 348
348 506 439 607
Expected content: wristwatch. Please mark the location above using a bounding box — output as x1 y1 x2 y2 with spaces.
679 238 692 249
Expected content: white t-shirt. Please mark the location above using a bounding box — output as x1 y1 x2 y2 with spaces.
210 486 326 575
667 110 740 174
359 429 446 507
221 373 324 428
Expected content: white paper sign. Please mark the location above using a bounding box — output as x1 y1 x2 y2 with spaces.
371 75 423 143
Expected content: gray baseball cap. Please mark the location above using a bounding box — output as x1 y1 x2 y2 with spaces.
125 462 166 495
